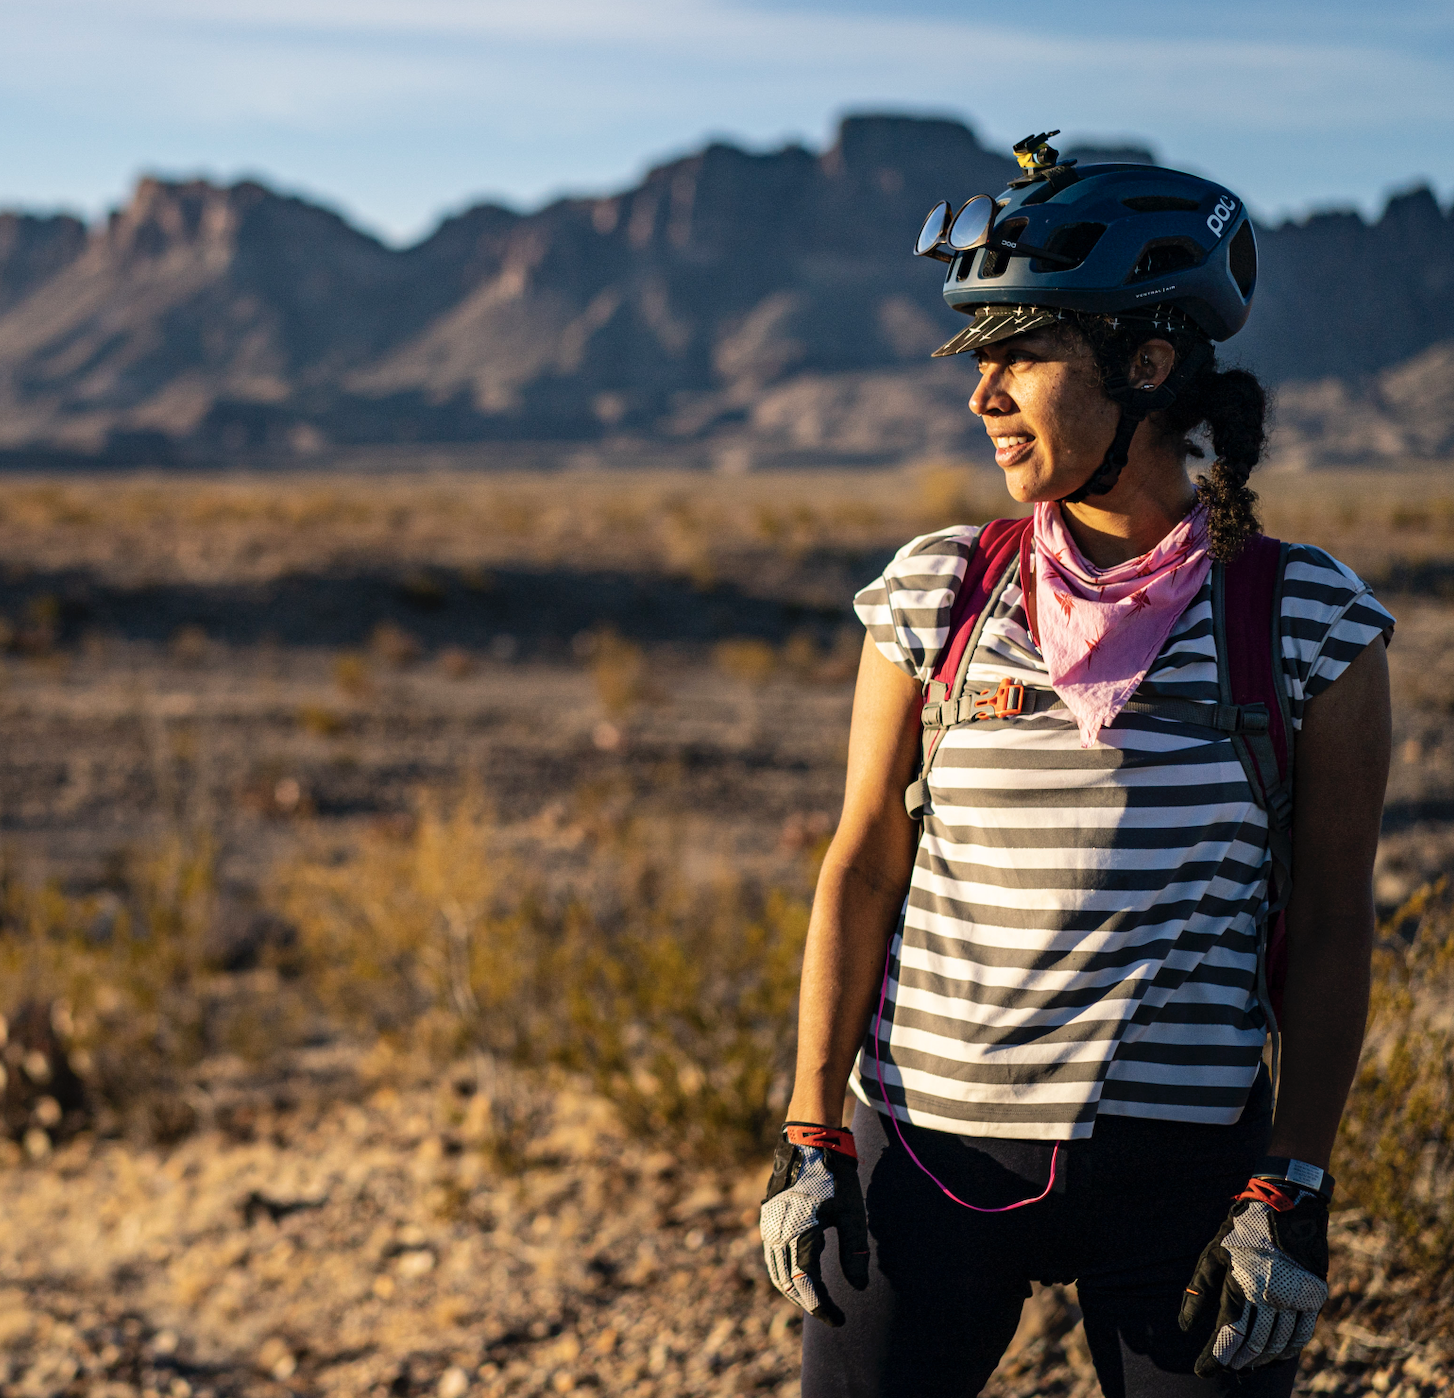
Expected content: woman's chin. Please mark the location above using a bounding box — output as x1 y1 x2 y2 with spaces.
999 462 1055 504
999 455 1097 505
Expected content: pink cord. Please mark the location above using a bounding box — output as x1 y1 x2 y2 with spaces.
871 934 1059 1212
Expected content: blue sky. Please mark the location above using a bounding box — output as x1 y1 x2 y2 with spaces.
2 0 1451 244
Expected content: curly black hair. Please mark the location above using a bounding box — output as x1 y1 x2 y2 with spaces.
1070 314 1268 562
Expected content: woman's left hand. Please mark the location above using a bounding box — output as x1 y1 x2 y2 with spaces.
1180 1179 1329 1374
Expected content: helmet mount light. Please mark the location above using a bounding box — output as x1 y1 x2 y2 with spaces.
1013 130 1062 174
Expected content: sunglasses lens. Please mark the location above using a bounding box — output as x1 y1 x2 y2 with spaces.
915 200 951 255
948 195 994 251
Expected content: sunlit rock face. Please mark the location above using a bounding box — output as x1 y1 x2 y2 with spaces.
0 116 1450 464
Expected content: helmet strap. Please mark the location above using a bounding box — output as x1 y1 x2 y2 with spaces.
1060 338 1213 504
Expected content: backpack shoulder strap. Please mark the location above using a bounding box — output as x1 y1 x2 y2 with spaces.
1219 534 1293 788
1215 535 1294 836
1215 533 1294 1085
926 517 1032 696
904 517 1032 821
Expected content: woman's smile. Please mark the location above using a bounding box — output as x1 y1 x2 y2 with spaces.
991 433 1035 468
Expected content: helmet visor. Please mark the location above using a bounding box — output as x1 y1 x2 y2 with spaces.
930 305 1065 358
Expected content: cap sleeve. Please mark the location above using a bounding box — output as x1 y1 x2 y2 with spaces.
852 526 982 684
1279 543 1396 729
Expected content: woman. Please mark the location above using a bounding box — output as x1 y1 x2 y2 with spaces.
759 141 1393 1397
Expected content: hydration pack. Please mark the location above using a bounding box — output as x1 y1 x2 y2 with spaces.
903 516 1294 1054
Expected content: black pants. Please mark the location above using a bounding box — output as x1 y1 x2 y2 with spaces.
802 1074 1299 1398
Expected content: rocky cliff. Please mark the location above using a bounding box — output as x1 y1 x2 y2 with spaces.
0 115 1450 465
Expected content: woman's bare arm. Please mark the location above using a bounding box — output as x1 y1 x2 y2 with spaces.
1267 636 1392 1167
785 634 925 1126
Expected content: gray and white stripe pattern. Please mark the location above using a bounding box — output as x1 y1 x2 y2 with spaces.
851 526 1395 1140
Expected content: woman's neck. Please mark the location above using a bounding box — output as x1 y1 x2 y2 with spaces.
1059 451 1199 569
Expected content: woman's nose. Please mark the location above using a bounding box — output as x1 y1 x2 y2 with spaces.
969 367 1006 417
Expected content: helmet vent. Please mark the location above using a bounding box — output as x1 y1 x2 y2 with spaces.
1121 195 1202 213
1031 221 1105 274
1229 221 1257 298
1127 236 1204 283
977 218 1028 279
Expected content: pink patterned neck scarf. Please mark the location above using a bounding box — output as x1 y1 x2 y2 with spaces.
1032 501 1211 746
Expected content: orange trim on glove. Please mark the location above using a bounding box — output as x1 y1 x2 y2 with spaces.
784 1123 858 1161
1235 1177 1300 1211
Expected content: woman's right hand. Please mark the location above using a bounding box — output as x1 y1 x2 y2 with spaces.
759 1123 870 1326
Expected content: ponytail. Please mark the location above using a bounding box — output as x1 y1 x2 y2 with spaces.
1072 316 1269 562
1165 364 1267 563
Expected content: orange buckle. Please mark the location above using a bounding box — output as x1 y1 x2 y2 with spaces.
972 677 1026 720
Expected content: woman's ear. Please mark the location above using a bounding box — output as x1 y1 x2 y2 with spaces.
1129 338 1176 390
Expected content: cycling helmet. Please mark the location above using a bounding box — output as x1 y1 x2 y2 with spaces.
913 132 1257 499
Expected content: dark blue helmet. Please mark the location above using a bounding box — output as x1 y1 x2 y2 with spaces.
915 151 1257 357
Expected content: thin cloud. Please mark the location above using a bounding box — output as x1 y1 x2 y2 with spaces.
0 0 1449 238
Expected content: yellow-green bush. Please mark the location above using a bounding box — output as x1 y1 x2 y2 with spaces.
276 793 811 1160
558 850 809 1159
712 637 778 687
588 628 654 715
1335 877 1454 1269
275 794 556 1062
0 833 218 1143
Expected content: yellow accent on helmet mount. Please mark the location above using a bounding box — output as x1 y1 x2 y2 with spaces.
1013 130 1062 173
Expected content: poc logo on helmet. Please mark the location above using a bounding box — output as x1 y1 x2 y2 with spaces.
1207 196 1239 237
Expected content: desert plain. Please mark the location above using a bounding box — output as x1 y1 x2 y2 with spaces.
0 460 1451 1398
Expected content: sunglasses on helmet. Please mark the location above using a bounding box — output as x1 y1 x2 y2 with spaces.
914 195 1078 268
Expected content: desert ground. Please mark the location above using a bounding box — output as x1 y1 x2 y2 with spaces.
1 461 1452 1398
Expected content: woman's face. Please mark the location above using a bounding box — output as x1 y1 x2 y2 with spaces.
969 327 1121 503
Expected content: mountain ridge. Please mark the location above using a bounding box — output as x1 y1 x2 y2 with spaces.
0 115 1451 466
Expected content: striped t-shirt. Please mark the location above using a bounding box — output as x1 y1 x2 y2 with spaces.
850 526 1394 1141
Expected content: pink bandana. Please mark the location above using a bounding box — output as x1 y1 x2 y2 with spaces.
1031 501 1211 746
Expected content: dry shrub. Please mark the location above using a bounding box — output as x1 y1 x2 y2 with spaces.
660 501 719 590
275 792 811 1161
297 704 347 737
713 637 777 687
170 623 211 666
1390 506 1432 532
1336 877 1454 1270
0 834 220 1144
371 620 422 669
333 652 372 696
558 836 809 1159
751 504 823 558
275 793 554 1064
589 628 653 715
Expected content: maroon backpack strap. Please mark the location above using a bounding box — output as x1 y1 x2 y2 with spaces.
928 517 1034 690
1216 534 1294 1041
904 517 1032 822
1221 534 1291 788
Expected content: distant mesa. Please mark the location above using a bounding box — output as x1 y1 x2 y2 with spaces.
0 115 1451 468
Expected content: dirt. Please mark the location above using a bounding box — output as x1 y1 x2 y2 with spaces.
3 467 1454 1396
0 1055 1447 1398
0 1055 809 1398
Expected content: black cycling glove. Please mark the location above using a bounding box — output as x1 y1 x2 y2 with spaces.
1180 1176 1330 1376
759 1122 870 1326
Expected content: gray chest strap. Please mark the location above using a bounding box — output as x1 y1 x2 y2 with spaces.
907 684 1285 822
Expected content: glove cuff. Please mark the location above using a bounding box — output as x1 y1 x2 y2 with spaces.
783 1122 857 1161
1252 1155 1335 1204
